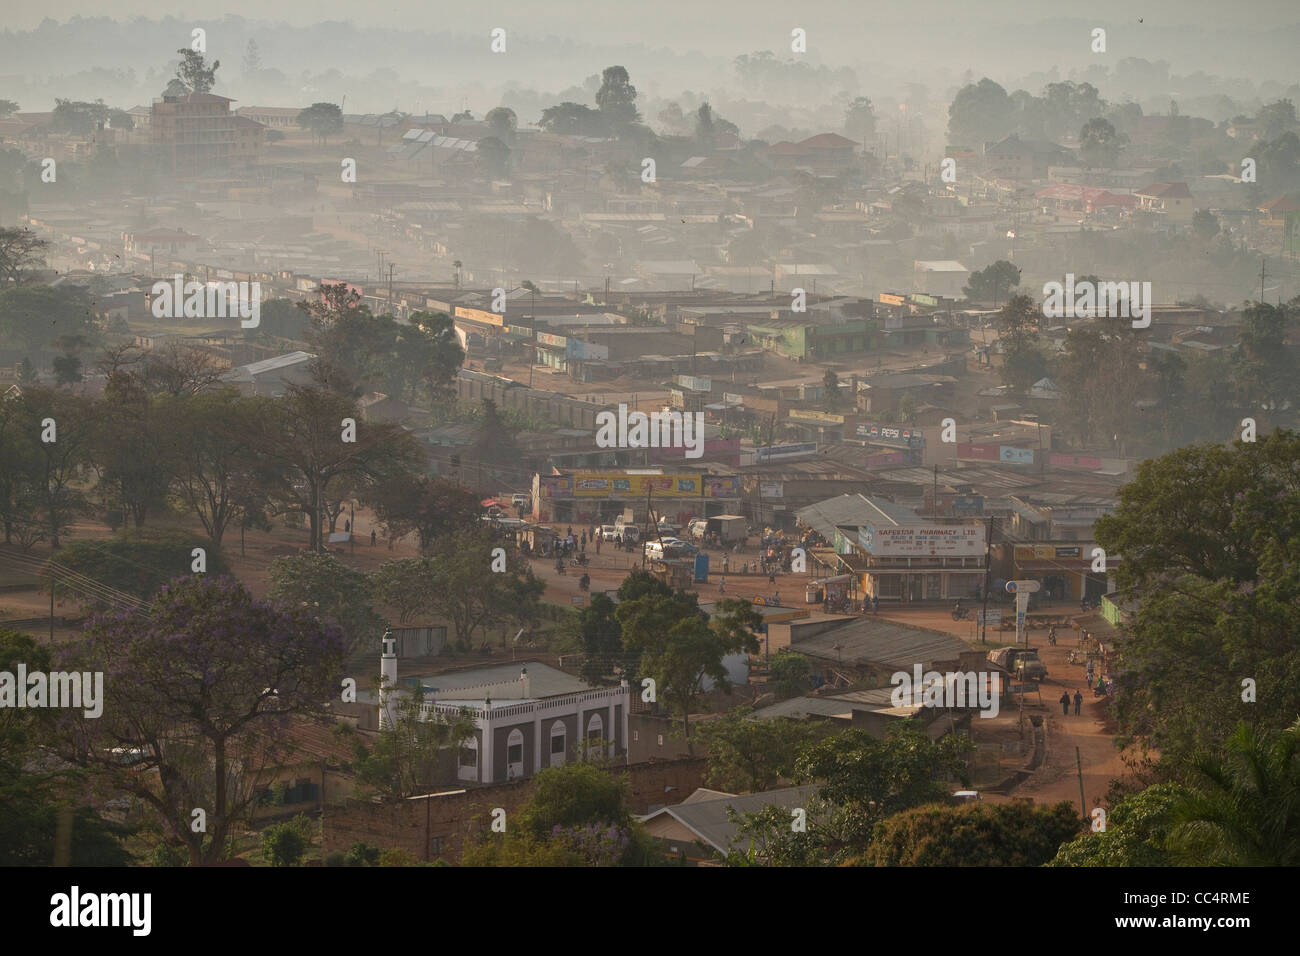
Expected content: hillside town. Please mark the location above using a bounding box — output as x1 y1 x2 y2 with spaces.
0 4 1297 886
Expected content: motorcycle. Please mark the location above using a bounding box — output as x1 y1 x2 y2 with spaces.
578 573 590 592
951 604 971 621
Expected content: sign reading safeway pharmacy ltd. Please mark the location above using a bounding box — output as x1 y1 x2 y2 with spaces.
858 522 985 556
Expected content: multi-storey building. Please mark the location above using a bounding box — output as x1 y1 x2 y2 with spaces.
151 92 263 172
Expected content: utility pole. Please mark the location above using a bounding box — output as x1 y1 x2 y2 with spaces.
1260 257 1266 304
980 515 993 644
1076 746 1088 823
387 263 395 311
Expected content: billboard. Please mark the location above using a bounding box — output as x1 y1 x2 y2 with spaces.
536 331 567 348
958 442 1000 461
550 472 739 499
756 443 818 463
568 339 609 360
864 450 907 468
879 292 906 306
538 475 573 499
1000 446 1034 464
454 305 506 327
856 423 924 448
859 523 985 556
790 409 844 424
1014 545 1086 562
951 494 984 516
676 375 712 392
760 481 784 498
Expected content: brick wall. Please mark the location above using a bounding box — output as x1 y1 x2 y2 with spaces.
322 757 708 864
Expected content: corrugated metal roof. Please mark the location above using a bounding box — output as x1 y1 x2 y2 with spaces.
793 617 971 670
639 785 819 854
795 494 918 539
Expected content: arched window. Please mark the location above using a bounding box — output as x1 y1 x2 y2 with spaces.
549 720 567 768
586 712 604 759
506 728 524 780
457 737 478 782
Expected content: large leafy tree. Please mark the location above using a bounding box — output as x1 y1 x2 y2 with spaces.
1049 782 1186 866
174 49 219 94
15 388 95 548
1054 315 1143 449
463 763 655 866
0 284 100 351
843 96 876 145
367 473 479 555
296 102 344 145
1232 301 1295 415
1079 116 1123 168
250 385 424 551
171 389 272 545
962 260 1020 305
538 102 608 137
267 550 383 656
1094 432 1300 767
56 576 348 865
0 228 49 285
595 66 639 129
0 392 43 547
1167 720 1300 866
368 527 537 648
862 800 1082 866
947 78 1014 147
349 690 477 798
0 628 132 866
91 367 176 529
727 723 974 864
993 294 1046 394
694 707 820 793
574 592 636 684
617 589 761 748
794 724 973 850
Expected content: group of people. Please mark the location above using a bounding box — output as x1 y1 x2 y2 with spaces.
1059 689 1085 716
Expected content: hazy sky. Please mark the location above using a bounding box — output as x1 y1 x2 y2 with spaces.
10 0 1299 57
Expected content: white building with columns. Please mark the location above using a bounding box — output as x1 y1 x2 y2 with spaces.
375 642 631 784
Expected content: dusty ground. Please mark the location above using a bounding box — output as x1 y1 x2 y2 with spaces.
3 510 1138 805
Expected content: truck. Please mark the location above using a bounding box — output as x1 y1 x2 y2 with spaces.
987 646 1048 681
695 515 748 545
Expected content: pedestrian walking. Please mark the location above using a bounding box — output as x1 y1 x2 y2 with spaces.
1074 690 1082 715
769 570 776 585
1060 691 1071 715
872 594 879 614
580 531 587 547
719 575 727 594
370 529 377 546
722 554 729 573
596 537 601 554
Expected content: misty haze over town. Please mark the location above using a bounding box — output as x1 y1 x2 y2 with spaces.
0 0 1297 894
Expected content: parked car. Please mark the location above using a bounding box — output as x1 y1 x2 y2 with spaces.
601 525 618 541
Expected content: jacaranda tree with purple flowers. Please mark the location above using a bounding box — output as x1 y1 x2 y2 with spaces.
55 575 348 865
